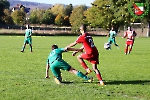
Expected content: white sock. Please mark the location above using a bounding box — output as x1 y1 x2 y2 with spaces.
100 80 103 84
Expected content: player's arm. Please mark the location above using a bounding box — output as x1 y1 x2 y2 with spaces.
65 47 83 52
107 32 110 37
114 31 117 37
133 31 137 37
67 41 78 48
72 46 84 56
28 29 32 37
45 64 50 78
122 32 127 38
45 59 50 78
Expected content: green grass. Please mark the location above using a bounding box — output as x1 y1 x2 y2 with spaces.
0 36 150 100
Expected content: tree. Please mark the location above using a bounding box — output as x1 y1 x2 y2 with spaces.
0 0 10 9
55 14 64 26
42 9 55 25
64 4 73 16
29 8 44 24
69 5 87 32
51 4 65 16
3 9 14 25
64 15 70 26
0 2 5 23
85 0 135 31
11 9 26 25
63 4 73 26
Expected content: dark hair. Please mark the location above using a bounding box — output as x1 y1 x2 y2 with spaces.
52 44 58 49
111 26 114 31
26 24 29 27
80 24 87 32
127 26 132 31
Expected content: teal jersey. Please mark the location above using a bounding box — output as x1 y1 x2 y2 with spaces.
47 48 65 64
109 30 116 39
25 29 32 38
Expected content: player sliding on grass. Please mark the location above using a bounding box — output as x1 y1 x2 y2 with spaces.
45 44 93 84
21 24 33 52
66 24 105 86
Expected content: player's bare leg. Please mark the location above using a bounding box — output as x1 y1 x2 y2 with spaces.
77 55 92 75
128 45 133 54
92 64 105 86
125 44 128 55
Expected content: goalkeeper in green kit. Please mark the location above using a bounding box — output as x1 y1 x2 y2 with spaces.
21 24 33 52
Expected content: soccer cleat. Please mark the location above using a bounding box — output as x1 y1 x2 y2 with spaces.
117 46 119 49
85 69 92 75
21 50 24 52
98 81 105 86
87 77 93 83
54 77 61 84
127 51 130 54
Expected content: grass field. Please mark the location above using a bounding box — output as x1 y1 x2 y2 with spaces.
0 36 150 100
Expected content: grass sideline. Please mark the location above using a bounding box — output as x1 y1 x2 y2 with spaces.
0 36 150 100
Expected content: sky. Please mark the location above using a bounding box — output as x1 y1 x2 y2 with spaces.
20 0 95 6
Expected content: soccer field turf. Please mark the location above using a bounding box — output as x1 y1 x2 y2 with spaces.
0 36 150 100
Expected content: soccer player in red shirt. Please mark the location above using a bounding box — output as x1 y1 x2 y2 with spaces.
67 24 105 86
123 26 137 55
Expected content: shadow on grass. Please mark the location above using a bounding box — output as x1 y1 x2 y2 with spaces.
104 80 150 85
61 81 73 84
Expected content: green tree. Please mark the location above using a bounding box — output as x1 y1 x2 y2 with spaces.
64 4 73 16
85 0 135 30
29 9 38 24
0 0 10 9
63 4 73 26
42 9 55 25
69 5 87 32
0 1 6 24
55 14 64 26
51 4 65 16
64 15 70 26
29 8 44 24
3 9 14 25
11 9 26 25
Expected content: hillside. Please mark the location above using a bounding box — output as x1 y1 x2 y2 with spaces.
8 0 53 9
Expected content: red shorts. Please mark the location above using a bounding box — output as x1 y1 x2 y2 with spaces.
80 52 99 64
126 40 133 46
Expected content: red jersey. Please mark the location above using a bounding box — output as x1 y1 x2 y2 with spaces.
76 33 98 54
124 30 136 41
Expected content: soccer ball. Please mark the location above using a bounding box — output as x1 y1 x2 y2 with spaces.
104 43 111 50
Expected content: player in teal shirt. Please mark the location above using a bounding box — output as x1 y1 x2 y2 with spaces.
108 27 119 49
21 24 33 52
45 44 93 84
